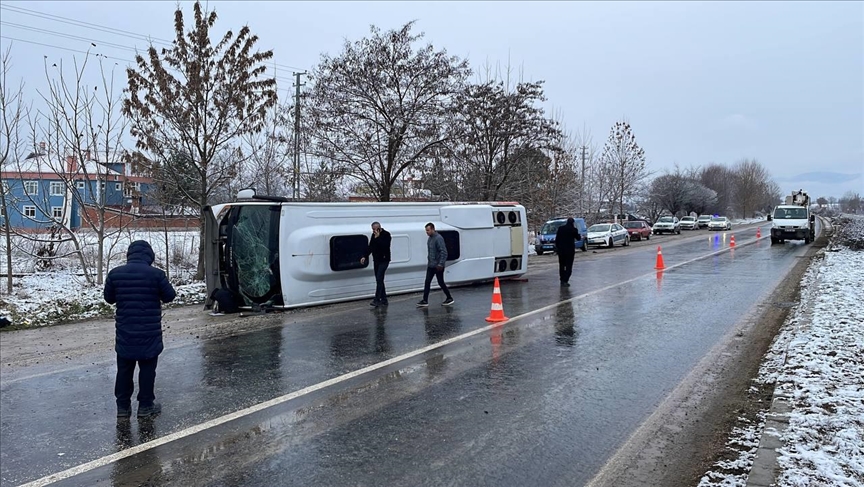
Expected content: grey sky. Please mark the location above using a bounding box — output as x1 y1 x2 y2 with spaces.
2 1 862 198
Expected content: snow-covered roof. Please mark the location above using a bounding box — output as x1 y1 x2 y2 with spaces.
6 153 124 179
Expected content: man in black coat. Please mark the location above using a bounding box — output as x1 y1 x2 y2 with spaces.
360 221 392 306
555 218 580 287
104 240 176 418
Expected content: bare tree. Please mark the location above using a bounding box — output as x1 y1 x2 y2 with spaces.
700 163 734 215
732 159 771 218
450 78 562 201
9 54 131 285
240 98 292 197
0 45 27 293
600 120 648 220
839 191 862 213
649 167 691 216
306 21 470 202
124 0 277 279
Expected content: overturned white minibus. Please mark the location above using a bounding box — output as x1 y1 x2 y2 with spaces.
204 190 528 312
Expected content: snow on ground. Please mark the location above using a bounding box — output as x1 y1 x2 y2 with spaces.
699 214 864 487
0 230 205 328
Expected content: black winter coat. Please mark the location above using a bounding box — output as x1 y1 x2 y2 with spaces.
555 223 581 254
364 229 392 262
104 240 176 360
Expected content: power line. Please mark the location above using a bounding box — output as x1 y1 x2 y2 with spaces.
0 36 293 94
0 35 136 64
0 4 309 74
1 21 139 52
0 4 173 46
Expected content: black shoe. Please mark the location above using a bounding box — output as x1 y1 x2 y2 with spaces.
378 300 389 306
442 297 455 306
416 300 429 308
117 406 132 418
561 281 570 287
137 402 162 418
369 300 379 307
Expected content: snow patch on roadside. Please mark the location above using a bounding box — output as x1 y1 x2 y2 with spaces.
699 214 864 487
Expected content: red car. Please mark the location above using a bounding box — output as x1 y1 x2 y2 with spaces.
623 221 651 241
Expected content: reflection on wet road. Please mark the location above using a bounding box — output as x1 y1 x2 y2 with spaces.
1 224 812 486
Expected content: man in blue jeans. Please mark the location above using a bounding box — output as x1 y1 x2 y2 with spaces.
104 240 176 419
417 222 454 307
360 221 392 307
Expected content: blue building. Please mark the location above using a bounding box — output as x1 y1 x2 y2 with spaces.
1 148 154 231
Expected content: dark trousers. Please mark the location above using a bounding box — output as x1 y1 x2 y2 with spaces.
423 266 452 301
558 251 575 283
373 260 389 303
115 355 158 408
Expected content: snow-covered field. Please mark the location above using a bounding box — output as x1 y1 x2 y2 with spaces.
699 214 864 487
0 230 205 327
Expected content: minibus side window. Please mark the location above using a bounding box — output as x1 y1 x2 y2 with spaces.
330 235 369 271
439 230 460 261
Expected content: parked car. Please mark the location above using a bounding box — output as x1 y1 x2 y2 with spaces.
679 216 698 230
652 216 681 235
623 221 651 241
586 223 630 248
708 216 732 231
534 217 588 255
696 215 712 229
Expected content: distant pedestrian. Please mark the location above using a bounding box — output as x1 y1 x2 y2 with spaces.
361 221 392 307
555 218 580 287
104 240 176 419
417 222 454 307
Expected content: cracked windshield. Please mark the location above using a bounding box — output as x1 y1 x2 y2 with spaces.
232 206 279 302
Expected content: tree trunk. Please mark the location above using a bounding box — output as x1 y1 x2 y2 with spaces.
2 199 12 294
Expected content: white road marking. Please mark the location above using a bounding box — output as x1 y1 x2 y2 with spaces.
19 234 763 487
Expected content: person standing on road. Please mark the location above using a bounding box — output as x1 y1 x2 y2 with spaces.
417 222 454 307
104 240 176 419
555 217 580 287
360 221 392 307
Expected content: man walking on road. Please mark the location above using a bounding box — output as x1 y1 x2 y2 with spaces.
417 222 454 307
104 240 176 419
361 221 392 307
555 218 580 287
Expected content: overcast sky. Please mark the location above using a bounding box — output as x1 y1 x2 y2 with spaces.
1 1 862 198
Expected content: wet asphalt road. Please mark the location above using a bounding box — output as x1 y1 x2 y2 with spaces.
1 223 815 486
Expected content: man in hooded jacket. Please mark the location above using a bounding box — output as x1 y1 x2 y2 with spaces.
555 218 580 287
104 240 176 418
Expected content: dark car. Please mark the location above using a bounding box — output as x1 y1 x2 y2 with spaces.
534 217 588 255
623 221 651 241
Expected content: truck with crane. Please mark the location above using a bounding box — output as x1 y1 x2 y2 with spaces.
768 189 816 245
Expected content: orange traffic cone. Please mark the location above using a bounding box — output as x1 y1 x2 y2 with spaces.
654 246 665 270
730 235 736 247
756 227 761 238
485 277 509 323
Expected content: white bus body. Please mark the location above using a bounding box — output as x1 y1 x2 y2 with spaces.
204 198 528 311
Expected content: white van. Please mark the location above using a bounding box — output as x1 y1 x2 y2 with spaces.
204 190 528 311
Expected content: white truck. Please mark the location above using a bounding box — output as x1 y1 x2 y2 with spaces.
768 189 816 245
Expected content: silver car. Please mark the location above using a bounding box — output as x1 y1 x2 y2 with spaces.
652 216 681 235
708 216 732 231
586 223 630 248
679 216 698 230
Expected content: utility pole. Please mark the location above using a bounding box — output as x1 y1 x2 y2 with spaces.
293 71 306 200
580 145 587 216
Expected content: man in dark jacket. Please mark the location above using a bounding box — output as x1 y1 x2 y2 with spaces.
104 240 176 419
417 222 454 307
360 221 392 307
555 218 580 287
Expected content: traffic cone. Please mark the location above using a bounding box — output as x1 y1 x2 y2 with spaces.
756 227 761 239
730 235 736 247
485 277 509 323
654 246 665 270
